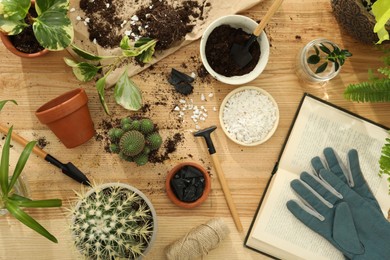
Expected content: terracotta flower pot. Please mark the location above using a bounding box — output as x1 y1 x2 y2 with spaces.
166 162 211 209
0 0 49 58
35 88 95 148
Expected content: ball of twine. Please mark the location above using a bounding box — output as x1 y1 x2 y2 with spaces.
165 218 230 260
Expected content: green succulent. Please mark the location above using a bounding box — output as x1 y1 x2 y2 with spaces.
108 117 162 166
119 131 145 157
70 183 156 259
147 132 163 150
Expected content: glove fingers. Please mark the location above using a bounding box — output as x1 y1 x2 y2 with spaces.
291 179 331 216
319 169 350 198
311 156 326 175
323 147 349 184
300 172 340 205
286 200 324 230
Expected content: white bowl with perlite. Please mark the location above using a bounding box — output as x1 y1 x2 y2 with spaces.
219 86 279 146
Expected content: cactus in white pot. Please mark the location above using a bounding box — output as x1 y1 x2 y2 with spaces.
69 183 157 259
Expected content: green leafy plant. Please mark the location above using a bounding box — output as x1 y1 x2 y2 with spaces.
307 43 352 73
0 100 62 243
64 36 157 114
70 183 156 259
108 116 162 166
372 0 390 44
379 133 390 192
0 0 74 51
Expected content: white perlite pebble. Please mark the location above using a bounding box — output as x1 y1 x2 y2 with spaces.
222 89 277 144
70 7 76 12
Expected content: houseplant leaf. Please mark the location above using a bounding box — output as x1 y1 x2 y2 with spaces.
6 200 58 243
64 57 100 82
70 44 106 61
0 0 30 20
35 0 69 15
33 11 73 50
14 199 62 208
114 70 142 111
0 17 28 35
372 0 390 44
7 141 35 193
0 126 12 195
344 78 390 102
0 99 17 110
122 38 157 59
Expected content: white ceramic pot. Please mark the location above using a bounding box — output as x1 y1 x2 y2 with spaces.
71 183 157 259
200 15 270 85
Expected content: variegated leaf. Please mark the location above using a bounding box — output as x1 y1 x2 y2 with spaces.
35 0 69 15
114 70 142 111
0 0 30 20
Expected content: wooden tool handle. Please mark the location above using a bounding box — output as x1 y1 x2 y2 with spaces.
253 0 284 36
0 124 47 159
211 154 243 232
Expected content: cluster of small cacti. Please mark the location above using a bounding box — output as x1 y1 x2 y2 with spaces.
108 117 163 166
70 184 155 259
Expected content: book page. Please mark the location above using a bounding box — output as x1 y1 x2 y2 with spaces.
279 96 390 214
249 169 344 260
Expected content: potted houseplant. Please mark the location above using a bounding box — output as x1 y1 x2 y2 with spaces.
296 38 352 84
65 36 157 114
331 0 390 44
0 0 74 57
107 116 163 166
35 88 95 149
0 100 62 243
69 182 157 259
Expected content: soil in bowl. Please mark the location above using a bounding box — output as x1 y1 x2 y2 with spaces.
205 25 261 77
170 165 206 202
8 5 44 53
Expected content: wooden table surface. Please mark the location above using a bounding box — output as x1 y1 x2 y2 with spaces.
1 0 389 259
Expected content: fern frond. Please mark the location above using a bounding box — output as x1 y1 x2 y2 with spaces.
344 78 390 102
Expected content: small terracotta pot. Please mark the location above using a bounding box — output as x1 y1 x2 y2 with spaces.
35 88 95 148
166 162 211 209
0 0 49 58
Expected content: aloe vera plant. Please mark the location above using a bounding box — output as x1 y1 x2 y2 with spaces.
0 100 61 243
0 0 74 51
64 36 157 114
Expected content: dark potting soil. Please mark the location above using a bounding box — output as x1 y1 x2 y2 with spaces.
205 25 261 77
9 7 44 54
170 165 205 202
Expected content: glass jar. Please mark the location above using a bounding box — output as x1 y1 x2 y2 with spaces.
296 38 341 85
0 176 29 216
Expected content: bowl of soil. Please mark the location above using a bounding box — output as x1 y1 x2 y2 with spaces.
200 15 270 85
166 162 211 209
219 86 279 146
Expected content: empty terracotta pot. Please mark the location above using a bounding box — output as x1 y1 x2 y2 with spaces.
166 162 211 209
35 88 95 148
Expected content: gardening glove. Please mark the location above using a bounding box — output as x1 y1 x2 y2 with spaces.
287 169 390 260
311 147 381 212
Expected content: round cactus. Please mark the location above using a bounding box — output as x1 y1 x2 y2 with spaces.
107 116 163 166
140 119 154 134
70 183 156 260
120 131 145 157
147 132 163 150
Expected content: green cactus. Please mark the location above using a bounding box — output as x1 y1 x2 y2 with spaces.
120 131 145 157
147 132 163 150
70 184 156 259
107 116 162 166
140 119 154 134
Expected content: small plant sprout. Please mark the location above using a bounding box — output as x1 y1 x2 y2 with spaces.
70 183 156 259
64 36 157 114
0 100 62 243
307 43 352 74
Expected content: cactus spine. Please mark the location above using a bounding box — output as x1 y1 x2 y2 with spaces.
70 183 156 259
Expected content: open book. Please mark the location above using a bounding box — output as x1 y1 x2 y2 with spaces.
245 93 390 260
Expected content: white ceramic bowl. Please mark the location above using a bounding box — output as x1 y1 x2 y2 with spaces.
200 15 270 85
219 86 279 146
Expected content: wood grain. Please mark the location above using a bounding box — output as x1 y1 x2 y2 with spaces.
0 0 389 259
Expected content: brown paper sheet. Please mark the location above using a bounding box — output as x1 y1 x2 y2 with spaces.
68 0 261 86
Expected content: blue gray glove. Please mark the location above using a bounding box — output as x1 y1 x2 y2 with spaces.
287 148 390 259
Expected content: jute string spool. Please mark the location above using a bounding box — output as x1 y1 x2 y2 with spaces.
165 218 230 260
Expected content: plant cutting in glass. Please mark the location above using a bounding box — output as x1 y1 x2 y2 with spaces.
307 43 352 74
64 36 157 114
0 0 74 51
0 100 62 243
